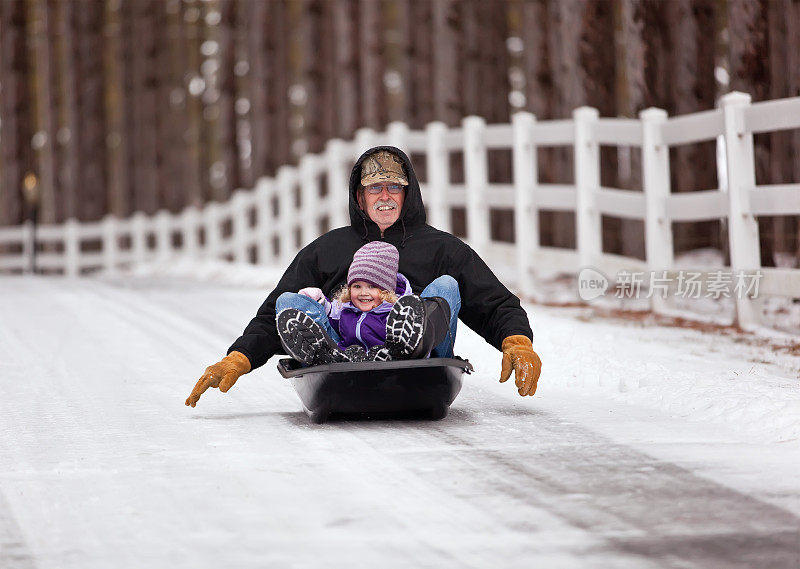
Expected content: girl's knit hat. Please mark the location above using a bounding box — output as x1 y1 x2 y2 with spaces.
347 241 399 292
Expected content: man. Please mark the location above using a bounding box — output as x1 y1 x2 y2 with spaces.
185 146 542 407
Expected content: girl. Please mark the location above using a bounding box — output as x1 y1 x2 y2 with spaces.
277 241 429 365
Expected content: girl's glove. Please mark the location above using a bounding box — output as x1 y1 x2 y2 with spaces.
298 287 331 314
499 335 542 397
298 287 325 303
185 351 251 407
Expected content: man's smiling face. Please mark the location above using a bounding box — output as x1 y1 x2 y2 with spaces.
357 182 406 232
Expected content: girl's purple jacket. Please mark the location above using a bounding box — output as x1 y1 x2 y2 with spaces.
328 273 412 351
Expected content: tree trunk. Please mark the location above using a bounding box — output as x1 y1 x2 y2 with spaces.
521 0 553 121
383 0 409 124
217 0 239 197
432 0 462 127
131 0 159 213
105 0 132 218
30 0 59 224
790 0 800 264
520 0 555 248
406 0 433 128
248 0 270 180
0 0 32 226
157 0 191 212
473 0 513 241
331 0 360 139
615 0 647 259
545 0 585 249
768 0 798 264
313 0 335 150
182 0 205 205
662 0 719 255
76 0 107 222
268 0 290 168
298 0 326 155
461 0 481 117
408 0 433 129
729 0 771 264
358 0 383 129
57 0 80 220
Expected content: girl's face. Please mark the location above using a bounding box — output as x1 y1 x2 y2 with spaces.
350 281 382 311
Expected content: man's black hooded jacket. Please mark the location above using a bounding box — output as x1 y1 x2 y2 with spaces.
228 145 533 369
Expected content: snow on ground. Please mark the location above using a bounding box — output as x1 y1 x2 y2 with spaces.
1 271 799 568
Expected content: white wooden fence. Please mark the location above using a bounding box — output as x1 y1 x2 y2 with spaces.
2 91 800 330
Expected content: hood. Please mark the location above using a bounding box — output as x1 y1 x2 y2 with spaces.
395 272 412 297
348 145 427 243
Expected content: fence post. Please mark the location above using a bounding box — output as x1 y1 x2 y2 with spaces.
326 139 350 231
574 106 601 270
231 191 249 264
387 121 409 151
102 214 118 272
64 218 79 277
426 121 450 232
641 107 673 315
277 166 297 266
203 202 221 260
131 212 147 266
463 115 490 257
299 155 319 247
512 112 538 294
254 177 275 264
155 210 171 263
181 206 200 259
721 91 761 329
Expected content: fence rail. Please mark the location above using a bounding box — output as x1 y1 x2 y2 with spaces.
2 91 800 331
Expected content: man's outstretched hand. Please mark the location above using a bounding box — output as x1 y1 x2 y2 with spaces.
499 335 542 397
185 351 251 407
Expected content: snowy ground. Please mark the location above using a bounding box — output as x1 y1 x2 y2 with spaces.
1 272 799 568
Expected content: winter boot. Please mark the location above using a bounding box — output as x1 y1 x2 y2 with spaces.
416 296 452 358
344 345 368 362
277 309 350 366
367 345 393 362
385 295 451 359
384 295 425 358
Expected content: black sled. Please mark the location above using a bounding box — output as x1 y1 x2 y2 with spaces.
277 357 473 424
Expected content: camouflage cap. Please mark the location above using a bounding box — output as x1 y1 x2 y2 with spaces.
360 150 409 187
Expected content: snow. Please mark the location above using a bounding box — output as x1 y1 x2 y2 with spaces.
1 270 799 568
529 247 800 336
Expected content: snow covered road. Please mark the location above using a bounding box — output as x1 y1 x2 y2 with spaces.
1 275 799 568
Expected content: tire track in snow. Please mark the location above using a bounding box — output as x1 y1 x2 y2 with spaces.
0 490 36 569
337 403 800 568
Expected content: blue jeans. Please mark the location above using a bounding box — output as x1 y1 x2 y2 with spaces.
420 275 460 358
276 274 461 358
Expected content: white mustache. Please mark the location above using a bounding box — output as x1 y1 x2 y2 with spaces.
373 199 397 210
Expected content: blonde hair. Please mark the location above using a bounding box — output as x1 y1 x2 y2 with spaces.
335 283 398 305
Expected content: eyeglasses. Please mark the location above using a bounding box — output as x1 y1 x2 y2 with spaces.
364 184 404 195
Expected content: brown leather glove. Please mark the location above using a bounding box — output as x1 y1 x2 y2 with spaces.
185 351 251 407
499 335 542 397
